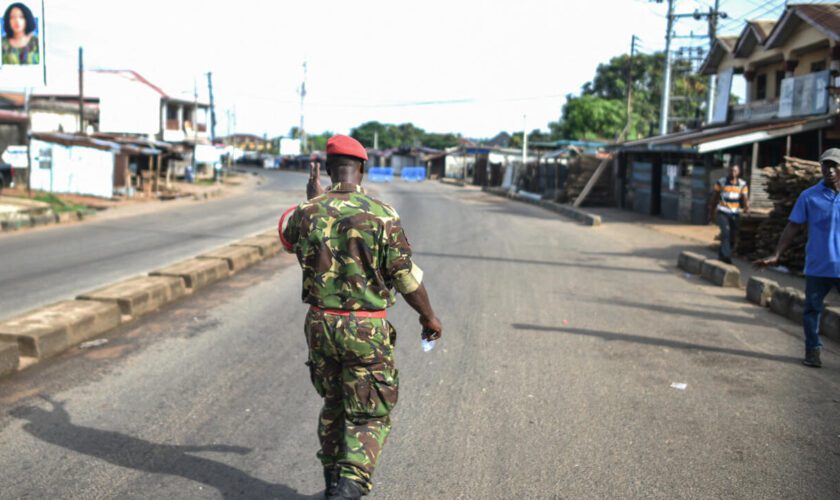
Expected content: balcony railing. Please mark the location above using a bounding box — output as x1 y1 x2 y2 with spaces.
165 119 180 131
731 98 779 123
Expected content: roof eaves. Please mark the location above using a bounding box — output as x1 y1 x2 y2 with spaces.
791 4 840 43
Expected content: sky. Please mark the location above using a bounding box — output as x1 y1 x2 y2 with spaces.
0 0 803 139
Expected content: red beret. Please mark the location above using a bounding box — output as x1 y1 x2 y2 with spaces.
326 135 368 161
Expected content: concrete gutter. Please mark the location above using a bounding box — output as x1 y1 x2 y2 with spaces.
0 229 283 378
482 186 602 226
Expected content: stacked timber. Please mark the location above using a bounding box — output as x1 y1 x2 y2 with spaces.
735 209 770 257
560 154 614 206
739 156 820 271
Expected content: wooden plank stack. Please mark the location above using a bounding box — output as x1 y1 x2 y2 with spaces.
738 156 819 271
561 154 614 206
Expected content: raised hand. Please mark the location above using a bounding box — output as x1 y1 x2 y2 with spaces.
306 161 326 200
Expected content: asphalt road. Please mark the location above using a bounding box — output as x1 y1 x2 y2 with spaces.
0 180 838 499
0 169 306 319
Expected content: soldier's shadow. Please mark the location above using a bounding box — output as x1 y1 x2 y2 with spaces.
9 396 319 500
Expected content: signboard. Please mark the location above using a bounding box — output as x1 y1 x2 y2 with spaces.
194 144 222 164
0 1 46 88
279 138 301 156
1 145 27 167
778 77 795 118
778 70 830 118
665 164 679 191
711 68 733 124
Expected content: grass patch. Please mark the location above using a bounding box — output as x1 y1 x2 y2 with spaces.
32 193 89 213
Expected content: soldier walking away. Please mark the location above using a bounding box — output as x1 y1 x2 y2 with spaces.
279 135 443 499
709 164 751 264
754 148 840 368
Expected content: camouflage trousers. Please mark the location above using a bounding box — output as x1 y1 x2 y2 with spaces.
304 308 399 494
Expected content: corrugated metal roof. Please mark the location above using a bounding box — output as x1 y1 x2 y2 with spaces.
0 109 27 123
735 20 778 57
766 3 840 49
699 36 738 75
751 20 777 41
618 114 834 153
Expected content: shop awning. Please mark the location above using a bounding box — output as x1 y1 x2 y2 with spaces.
696 115 835 153
618 114 836 154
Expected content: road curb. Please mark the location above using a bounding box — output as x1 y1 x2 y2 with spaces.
0 300 121 361
0 208 96 233
151 258 231 292
675 253 839 343
198 245 262 273
481 186 602 226
0 227 289 379
700 259 741 287
77 275 187 319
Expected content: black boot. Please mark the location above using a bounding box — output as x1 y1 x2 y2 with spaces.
327 477 366 499
803 349 822 368
323 467 339 498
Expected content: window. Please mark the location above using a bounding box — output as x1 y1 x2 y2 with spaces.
775 70 785 98
756 73 767 100
811 60 826 72
166 104 178 121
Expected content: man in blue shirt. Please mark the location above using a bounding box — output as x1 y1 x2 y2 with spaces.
754 148 840 368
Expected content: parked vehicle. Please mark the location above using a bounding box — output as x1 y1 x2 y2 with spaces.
0 162 13 193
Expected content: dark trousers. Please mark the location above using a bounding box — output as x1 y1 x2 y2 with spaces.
803 276 840 351
717 211 739 261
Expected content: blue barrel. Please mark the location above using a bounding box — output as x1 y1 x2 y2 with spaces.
368 167 393 182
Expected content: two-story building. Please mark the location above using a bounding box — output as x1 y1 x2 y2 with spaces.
615 3 840 224
87 70 211 148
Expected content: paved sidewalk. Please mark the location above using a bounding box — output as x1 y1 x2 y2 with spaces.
588 206 839 306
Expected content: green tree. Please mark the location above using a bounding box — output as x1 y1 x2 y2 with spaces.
307 131 332 152
561 51 708 141
350 121 457 150
559 95 626 140
421 132 460 150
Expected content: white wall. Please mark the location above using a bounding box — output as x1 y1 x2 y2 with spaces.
29 139 115 198
89 73 161 135
30 111 82 133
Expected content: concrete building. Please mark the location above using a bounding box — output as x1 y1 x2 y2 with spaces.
616 3 840 224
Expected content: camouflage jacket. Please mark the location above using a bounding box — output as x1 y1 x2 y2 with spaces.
282 182 423 310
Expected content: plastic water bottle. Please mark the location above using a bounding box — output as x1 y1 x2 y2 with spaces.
421 328 436 352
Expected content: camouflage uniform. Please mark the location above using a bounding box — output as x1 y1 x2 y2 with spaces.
282 182 423 494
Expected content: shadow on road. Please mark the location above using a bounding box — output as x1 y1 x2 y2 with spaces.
583 297 763 327
9 396 318 500
415 251 668 275
512 324 801 364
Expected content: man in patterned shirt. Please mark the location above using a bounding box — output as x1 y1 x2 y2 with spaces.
709 164 751 264
279 135 442 499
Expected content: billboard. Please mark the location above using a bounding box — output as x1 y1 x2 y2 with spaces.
0 1 45 87
279 137 301 156
778 70 831 118
710 68 733 125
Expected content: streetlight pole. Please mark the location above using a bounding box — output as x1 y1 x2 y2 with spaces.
660 0 675 136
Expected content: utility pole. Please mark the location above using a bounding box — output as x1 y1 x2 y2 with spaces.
521 113 528 183
660 0 675 135
706 0 723 123
191 79 198 175
78 47 84 134
24 87 31 196
206 72 217 144
624 35 638 141
299 61 308 152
